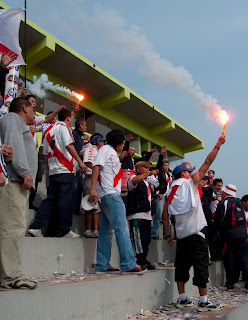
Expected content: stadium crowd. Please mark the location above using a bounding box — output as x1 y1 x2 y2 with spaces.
1 53 248 312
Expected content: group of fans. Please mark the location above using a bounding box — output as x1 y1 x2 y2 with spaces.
1 53 248 313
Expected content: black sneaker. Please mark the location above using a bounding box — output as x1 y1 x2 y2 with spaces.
176 297 194 309
145 260 156 270
122 265 147 275
197 301 222 311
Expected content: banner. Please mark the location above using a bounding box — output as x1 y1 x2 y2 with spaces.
0 8 25 66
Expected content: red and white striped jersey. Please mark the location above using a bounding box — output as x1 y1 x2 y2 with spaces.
94 144 122 198
43 121 74 176
83 143 98 176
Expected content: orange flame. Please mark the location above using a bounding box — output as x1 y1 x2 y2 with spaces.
75 93 85 101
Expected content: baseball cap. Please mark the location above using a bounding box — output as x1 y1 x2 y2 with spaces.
173 165 194 176
91 135 105 145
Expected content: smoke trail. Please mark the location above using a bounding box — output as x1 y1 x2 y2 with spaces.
26 74 82 100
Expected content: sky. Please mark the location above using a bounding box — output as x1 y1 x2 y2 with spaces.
5 0 248 197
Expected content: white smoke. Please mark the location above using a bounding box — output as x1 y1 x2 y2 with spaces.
26 74 81 100
47 4 223 117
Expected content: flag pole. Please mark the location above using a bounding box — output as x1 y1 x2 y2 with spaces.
24 0 27 87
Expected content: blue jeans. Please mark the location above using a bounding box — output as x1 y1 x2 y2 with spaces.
95 193 136 272
151 196 165 238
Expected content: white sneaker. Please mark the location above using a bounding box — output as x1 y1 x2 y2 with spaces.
64 230 81 238
28 229 43 237
92 230 99 237
84 230 95 238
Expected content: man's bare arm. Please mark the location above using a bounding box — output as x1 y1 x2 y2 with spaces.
192 134 225 187
90 165 100 202
66 144 87 172
162 196 173 246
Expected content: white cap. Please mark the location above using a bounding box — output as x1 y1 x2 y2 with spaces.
222 184 237 197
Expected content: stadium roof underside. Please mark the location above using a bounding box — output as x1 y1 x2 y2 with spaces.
1 1 204 159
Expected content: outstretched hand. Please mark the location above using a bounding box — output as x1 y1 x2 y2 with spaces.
0 52 15 68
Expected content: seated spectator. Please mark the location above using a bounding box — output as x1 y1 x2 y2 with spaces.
82 133 105 238
127 161 158 270
28 109 86 238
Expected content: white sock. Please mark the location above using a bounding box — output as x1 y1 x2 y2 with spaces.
200 295 208 303
179 293 186 301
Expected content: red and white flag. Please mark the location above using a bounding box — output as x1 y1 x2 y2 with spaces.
0 8 25 66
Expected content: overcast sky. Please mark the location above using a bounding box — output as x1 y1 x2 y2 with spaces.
6 0 248 197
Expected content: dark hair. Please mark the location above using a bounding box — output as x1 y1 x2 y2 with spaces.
106 129 125 148
213 178 223 186
141 151 147 157
47 111 54 115
9 97 31 113
208 170 215 175
75 118 86 129
241 195 248 203
202 175 209 181
58 109 71 121
25 94 36 101
162 160 169 165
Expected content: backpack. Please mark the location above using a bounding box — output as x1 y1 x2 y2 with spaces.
224 198 246 227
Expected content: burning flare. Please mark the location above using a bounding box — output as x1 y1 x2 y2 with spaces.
74 93 85 102
215 109 229 133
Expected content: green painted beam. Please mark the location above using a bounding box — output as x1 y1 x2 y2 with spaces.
140 138 150 153
27 37 56 67
182 142 204 154
149 120 176 135
99 89 130 109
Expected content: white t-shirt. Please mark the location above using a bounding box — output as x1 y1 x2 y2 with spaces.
127 175 152 221
43 121 74 176
94 144 122 198
83 143 98 176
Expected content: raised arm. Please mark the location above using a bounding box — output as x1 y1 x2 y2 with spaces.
192 134 225 187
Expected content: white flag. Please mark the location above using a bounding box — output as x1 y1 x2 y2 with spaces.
0 8 25 66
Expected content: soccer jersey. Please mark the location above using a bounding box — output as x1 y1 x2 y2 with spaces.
43 121 74 176
83 143 98 176
29 115 45 147
94 144 122 198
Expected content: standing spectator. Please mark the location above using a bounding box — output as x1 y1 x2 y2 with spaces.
163 134 225 311
151 145 172 239
127 161 158 270
83 133 105 238
90 129 145 274
210 178 223 214
215 185 248 290
0 97 37 289
0 52 15 106
0 137 13 186
20 89 65 209
72 118 87 215
207 170 215 186
28 109 86 238
241 195 248 226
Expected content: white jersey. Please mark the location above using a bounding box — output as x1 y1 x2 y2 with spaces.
43 121 74 176
166 177 207 239
29 115 45 147
127 175 152 221
94 144 122 198
83 143 98 176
